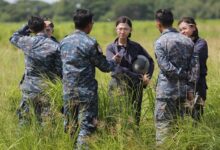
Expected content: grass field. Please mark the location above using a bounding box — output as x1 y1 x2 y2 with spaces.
0 20 220 150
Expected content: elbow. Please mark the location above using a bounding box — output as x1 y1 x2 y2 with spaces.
148 63 155 77
9 35 18 45
9 36 13 43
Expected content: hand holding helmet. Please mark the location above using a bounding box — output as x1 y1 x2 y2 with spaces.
140 73 150 86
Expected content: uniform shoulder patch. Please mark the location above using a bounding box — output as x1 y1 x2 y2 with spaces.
94 42 103 54
97 44 103 54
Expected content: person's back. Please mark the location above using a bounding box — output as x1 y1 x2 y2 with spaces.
60 9 121 149
154 9 196 146
10 27 60 92
155 29 194 99
10 16 61 90
9 16 61 124
60 30 112 101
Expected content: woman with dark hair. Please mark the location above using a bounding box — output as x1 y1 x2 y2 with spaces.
106 16 154 125
44 20 59 43
178 17 208 121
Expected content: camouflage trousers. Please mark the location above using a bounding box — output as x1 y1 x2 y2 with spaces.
108 77 143 125
63 99 98 149
17 90 51 125
154 98 186 145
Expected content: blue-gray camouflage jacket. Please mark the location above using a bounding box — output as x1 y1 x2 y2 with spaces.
60 30 116 102
10 26 61 93
154 28 195 100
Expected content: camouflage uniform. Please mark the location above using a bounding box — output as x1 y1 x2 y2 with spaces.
60 30 116 148
10 25 61 124
154 28 195 145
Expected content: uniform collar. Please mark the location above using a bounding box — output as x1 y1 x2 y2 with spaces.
36 32 48 37
114 38 131 48
74 29 87 35
161 27 178 35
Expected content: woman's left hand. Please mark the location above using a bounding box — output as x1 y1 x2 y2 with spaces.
140 74 150 86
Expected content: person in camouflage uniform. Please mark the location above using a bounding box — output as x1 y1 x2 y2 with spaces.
154 9 197 145
60 9 121 149
10 16 62 125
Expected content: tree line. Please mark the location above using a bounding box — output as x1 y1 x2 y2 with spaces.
1 0 220 22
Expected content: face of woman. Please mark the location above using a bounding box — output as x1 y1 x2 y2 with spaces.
44 21 54 37
178 21 195 38
45 26 53 37
116 23 132 39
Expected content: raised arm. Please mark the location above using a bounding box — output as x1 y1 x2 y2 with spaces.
9 25 34 54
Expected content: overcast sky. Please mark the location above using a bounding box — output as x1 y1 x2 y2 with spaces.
4 0 59 4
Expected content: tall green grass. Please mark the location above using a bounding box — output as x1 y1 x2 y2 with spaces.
0 20 220 150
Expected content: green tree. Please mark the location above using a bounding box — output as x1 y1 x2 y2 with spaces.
52 0 76 21
2 0 50 22
111 0 154 20
81 0 115 21
1 0 220 22
0 0 10 21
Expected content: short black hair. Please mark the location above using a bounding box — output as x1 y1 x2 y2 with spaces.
28 16 44 33
73 9 94 29
155 9 174 27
